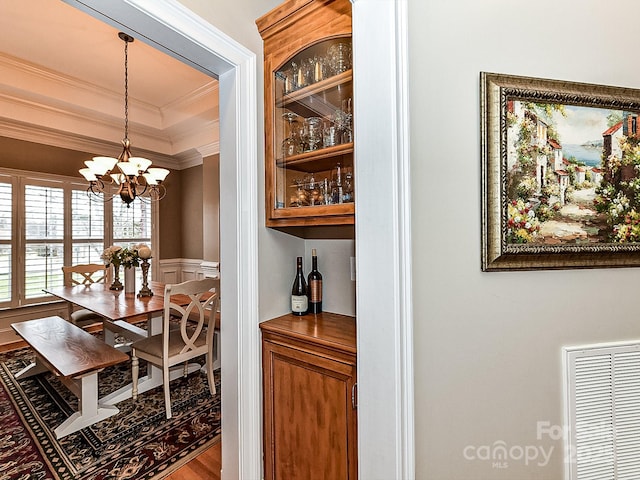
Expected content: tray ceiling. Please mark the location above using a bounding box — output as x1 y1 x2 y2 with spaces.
0 0 219 170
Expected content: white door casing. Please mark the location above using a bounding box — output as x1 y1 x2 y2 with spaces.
62 0 415 479
351 0 414 478
61 1 260 478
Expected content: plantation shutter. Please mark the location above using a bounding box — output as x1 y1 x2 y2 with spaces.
112 196 152 284
0 180 12 303
112 197 151 242
24 184 64 298
566 344 640 480
71 189 104 264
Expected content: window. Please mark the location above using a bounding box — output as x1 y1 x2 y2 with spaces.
72 189 105 265
0 168 155 309
112 197 152 284
24 183 65 298
0 178 12 303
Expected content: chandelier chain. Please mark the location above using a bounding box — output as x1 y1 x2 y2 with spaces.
124 38 129 141
79 32 169 207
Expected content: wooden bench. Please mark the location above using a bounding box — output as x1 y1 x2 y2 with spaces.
11 316 129 439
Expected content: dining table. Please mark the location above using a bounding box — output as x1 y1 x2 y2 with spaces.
43 280 205 406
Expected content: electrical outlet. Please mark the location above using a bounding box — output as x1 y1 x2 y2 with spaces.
350 256 356 281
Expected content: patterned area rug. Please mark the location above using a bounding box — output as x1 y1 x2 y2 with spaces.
0 346 221 480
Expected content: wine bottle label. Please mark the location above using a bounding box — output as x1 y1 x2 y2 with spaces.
310 280 323 302
291 295 308 312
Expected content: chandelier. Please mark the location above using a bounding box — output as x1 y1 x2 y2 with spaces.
79 32 169 207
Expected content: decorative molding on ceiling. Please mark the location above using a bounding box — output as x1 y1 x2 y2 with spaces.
198 142 220 158
0 117 183 170
0 52 218 169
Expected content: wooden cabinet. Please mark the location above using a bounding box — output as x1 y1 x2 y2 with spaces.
260 312 357 480
256 0 354 231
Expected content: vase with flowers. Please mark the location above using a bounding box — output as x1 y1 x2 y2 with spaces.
101 245 123 290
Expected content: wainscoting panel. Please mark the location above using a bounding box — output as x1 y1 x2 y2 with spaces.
157 258 219 283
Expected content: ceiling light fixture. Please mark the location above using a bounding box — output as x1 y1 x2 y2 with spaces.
79 32 169 207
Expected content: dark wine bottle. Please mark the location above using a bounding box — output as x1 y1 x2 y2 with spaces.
308 248 323 313
291 256 308 315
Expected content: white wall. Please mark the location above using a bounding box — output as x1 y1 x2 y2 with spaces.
410 0 640 478
178 0 355 320
306 240 356 316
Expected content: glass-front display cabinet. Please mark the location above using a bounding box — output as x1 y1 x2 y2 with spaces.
257 0 354 230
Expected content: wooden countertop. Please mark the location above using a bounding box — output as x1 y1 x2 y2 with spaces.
260 311 356 354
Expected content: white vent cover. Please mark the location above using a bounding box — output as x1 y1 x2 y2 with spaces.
564 342 640 480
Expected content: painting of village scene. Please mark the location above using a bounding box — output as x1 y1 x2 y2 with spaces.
506 100 640 246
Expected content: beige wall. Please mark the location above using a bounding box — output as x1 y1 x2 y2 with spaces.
0 136 93 176
179 165 204 259
410 0 640 478
160 157 220 262
158 168 182 259
203 154 220 261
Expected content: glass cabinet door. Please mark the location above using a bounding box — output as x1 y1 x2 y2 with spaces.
272 37 354 215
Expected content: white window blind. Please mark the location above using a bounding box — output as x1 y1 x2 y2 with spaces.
24 184 65 298
0 181 12 303
113 197 151 241
113 196 152 285
0 168 157 308
72 189 104 264
565 344 640 480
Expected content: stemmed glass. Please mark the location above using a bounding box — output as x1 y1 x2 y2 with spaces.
282 112 301 157
304 117 323 151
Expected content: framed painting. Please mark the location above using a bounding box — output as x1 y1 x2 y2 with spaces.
481 72 640 271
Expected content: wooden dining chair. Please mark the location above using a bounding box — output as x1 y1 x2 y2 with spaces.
61 263 109 326
131 278 218 419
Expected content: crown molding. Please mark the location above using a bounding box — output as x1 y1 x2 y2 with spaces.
197 142 220 158
0 52 218 168
0 51 218 128
174 149 203 169
174 141 221 169
0 117 184 169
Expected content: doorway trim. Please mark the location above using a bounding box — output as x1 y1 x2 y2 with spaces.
63 1 416 479
62 1 260 479
352 0 414 478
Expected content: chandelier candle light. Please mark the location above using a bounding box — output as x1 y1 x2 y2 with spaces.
79 32 169 207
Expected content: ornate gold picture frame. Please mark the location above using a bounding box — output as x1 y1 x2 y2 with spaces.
481 72 640 271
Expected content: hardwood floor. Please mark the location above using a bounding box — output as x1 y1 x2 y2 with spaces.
166 440 221 480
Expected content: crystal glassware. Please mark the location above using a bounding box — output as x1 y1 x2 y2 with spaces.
304 117 323 151
282 112 301 157
327 42 352 75
323 120 338 147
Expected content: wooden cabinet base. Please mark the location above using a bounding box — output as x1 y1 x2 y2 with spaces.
260 312 357 480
